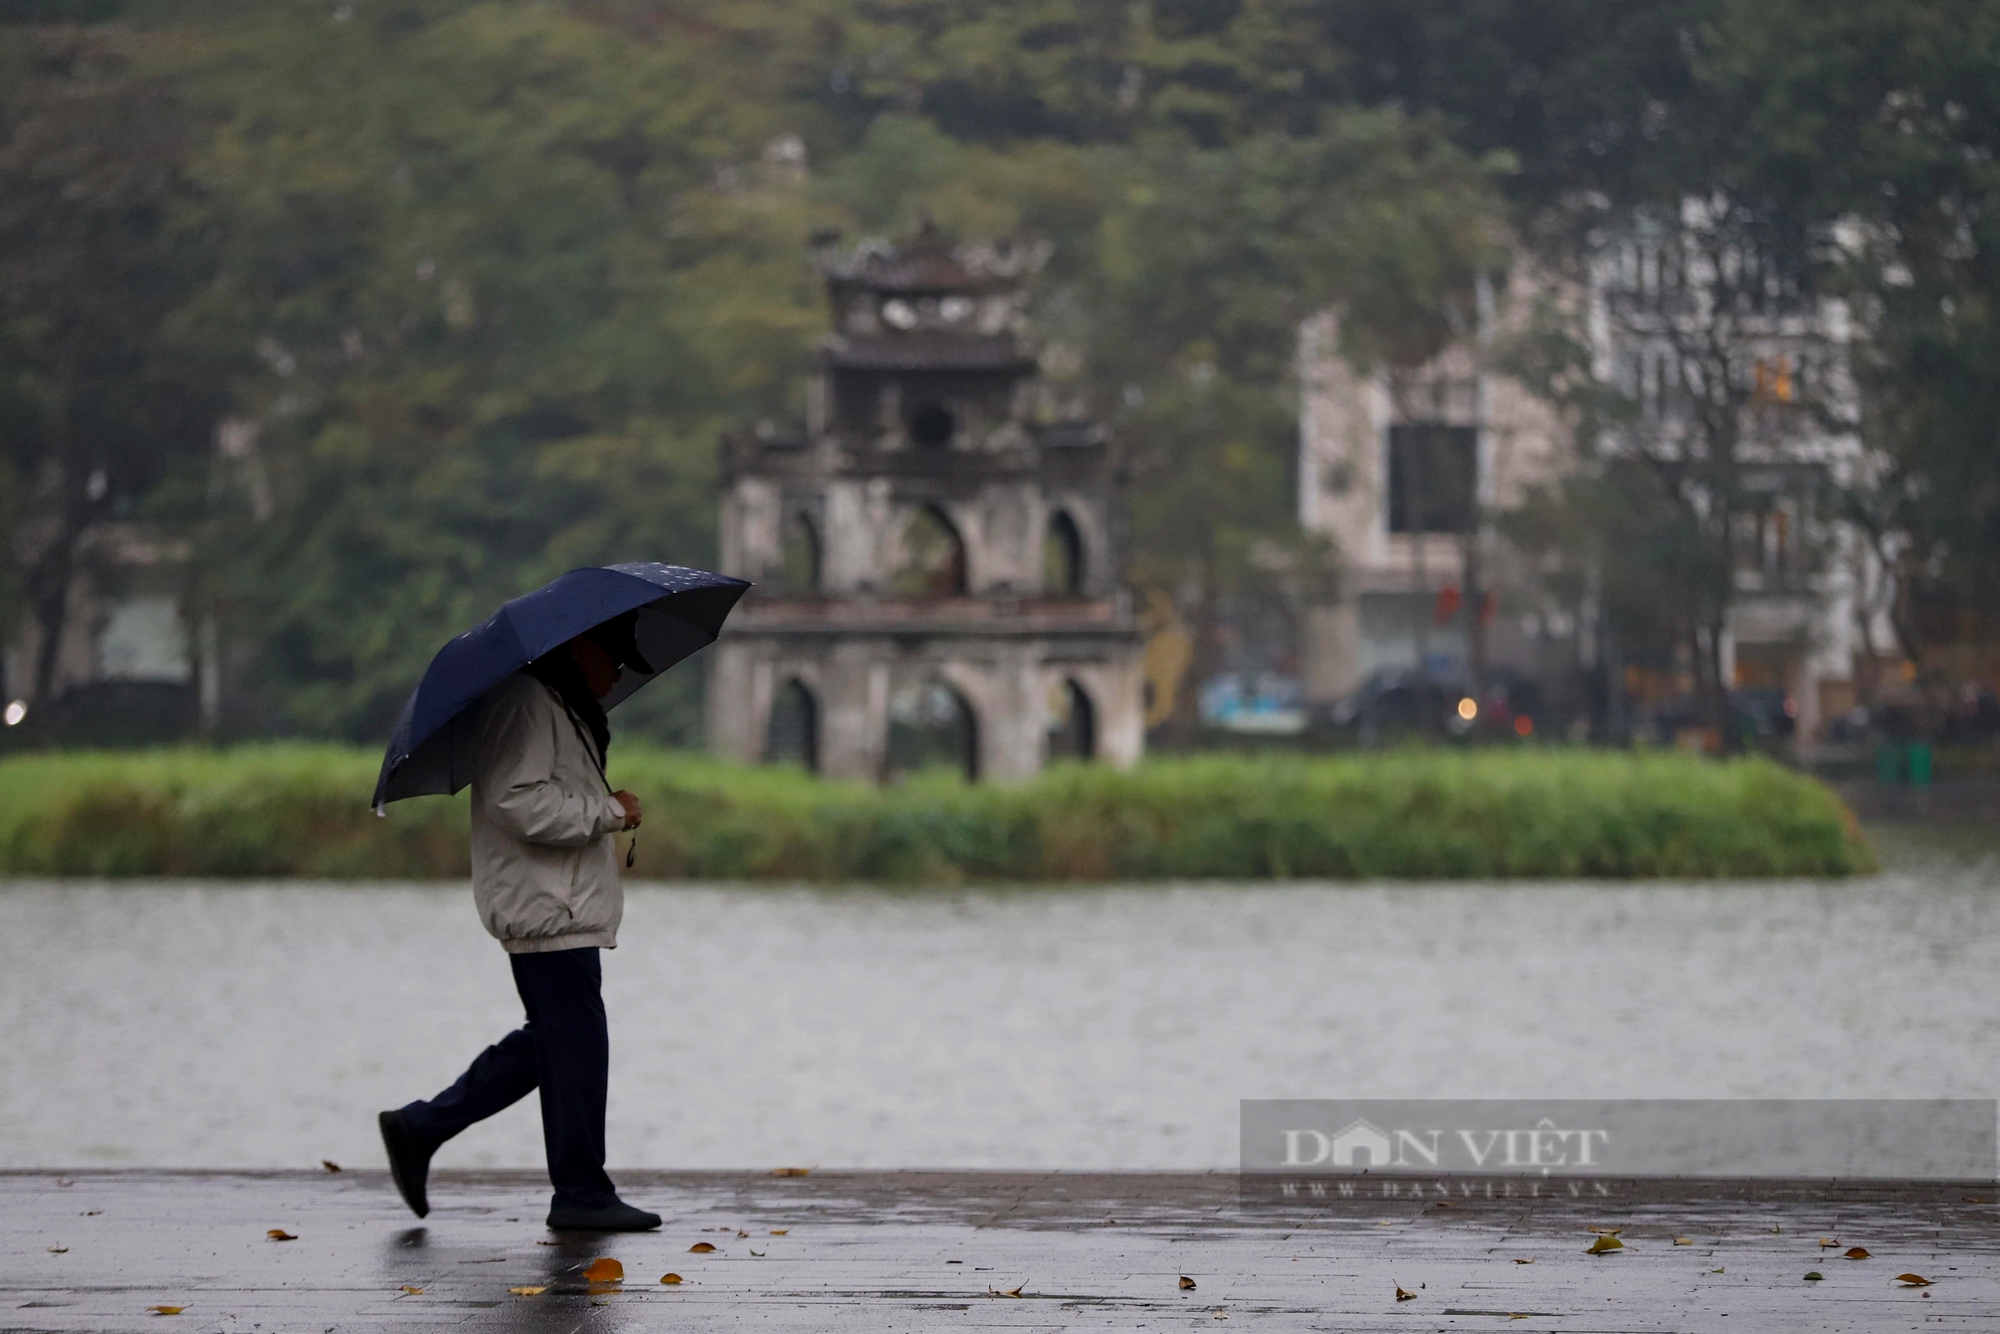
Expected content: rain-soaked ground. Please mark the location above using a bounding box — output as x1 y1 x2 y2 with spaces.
3 846 1998 1172
3 1169 1994 1332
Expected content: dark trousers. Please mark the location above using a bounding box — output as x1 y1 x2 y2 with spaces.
399 947 617 1210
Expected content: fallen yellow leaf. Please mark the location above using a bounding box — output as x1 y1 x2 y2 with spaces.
1818 1236 1839 1248
400 1286 423 1295
582 1257 623 1282
267 1229 296 1242
1179 1275 1197 1290
1710 1267 1725 1274
1395 1286 1416 1301
687 1242 717 1254
769 1229 789 1235
988 1282 1024 1298
1845 1247 1871 1260
1512 1257 1534 1265
147 1305 185 1316
1895 1273 1933 1287
1673 1237 1692 1246
660 1273 683 1285
508 1286 547 1297
1586 1235 1624 1255
771 1167 812 1177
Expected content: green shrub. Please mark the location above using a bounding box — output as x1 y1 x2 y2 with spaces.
0 744 1873 880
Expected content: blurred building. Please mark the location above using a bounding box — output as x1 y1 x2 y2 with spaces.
707 227 1145 780
1296 270 1575 717
2 523 207 743
1297 238 1880 745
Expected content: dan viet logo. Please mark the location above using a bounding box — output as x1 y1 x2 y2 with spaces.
1280 1117 1611 1172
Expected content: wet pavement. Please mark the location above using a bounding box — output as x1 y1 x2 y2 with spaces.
3 1170 1994 1332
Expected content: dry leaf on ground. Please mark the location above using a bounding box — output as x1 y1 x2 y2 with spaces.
1586 1235 1624 1255
1512 1258 1534 1265
1895 1273 1933 1287
988 1283 1024 1298
1395 1286 1416 1301
508 1286 547 1296
321 1160 341 1173
47 1245 66 1254
771 1167 811 1177
1179 1275 1196 1290
1844 1247 1870 1260
147 1305 184 1315
400 1286 423 1295
582 1258 623 1282
1673 1237 1692 1245
267 1229 296 1241
1804 1270 1823 1280
736 1230 749 1238
687 1242 717 1253
660 1273 683 1285
769 1229 789 1235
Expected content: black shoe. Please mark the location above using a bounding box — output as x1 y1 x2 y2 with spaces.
546 1200 662 1232
378 1109 433 1219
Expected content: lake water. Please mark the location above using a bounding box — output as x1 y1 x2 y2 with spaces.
2 863 1995 1172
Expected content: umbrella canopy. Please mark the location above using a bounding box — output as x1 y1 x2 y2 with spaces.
372 562 749 809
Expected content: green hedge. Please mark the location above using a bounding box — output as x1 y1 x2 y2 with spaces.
0 745 1872 879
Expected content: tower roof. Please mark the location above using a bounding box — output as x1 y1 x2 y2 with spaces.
813 222 1047 299
816 223 1046 376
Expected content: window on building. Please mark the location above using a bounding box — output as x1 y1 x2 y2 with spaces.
765 678 819 771
894 504 968 597
886 678 979 781
1046 678 1095 761
779 510 821 595
1043 511 1084 596
909 400 956 447
1386 424 1477 535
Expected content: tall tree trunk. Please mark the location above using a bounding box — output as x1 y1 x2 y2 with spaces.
1705 613 1734 754
28 533 76 705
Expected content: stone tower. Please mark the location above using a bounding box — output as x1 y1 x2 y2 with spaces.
707 227 1145 781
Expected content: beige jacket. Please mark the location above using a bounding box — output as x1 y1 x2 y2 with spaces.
469 672 628 954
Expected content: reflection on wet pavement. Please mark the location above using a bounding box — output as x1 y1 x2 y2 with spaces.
3 1169 1994 1332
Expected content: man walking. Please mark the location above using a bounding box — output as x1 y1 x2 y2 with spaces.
378 614 660 1232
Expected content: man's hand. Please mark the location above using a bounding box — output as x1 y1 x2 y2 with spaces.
613 790 642 830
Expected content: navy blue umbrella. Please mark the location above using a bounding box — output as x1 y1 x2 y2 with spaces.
372 562 749 810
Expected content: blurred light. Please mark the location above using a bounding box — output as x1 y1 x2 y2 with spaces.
1514 715 1533 737
3 700 25 727
1783 696 1799 719
1456 697 1478 722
